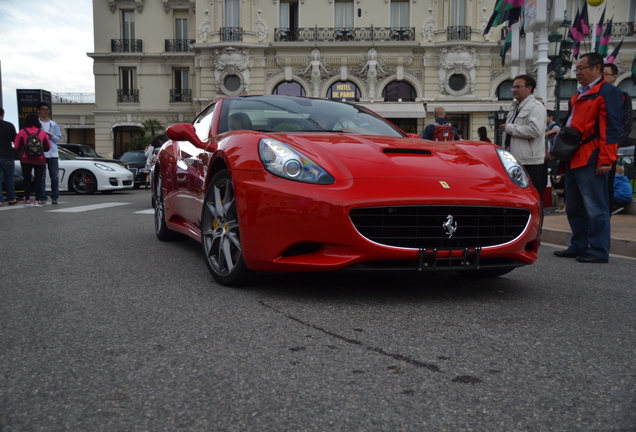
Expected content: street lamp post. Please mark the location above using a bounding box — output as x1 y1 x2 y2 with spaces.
548 17 574 122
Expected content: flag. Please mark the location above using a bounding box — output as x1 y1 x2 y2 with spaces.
606 39 623 64
595 6 606 48
579 2 590 36
570 9 584 43
500 27 513 66
483 0 523 36
631 53 636 85
596 18 613 56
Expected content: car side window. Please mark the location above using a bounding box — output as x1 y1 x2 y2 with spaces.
193 103 216 141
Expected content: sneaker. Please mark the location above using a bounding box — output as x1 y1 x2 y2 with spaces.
34 201 43 207
8 198 20 206
52 200 58 205
24 200 31 206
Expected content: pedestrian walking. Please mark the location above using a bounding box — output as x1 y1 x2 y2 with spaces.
423 107 460 141
37 102 62 204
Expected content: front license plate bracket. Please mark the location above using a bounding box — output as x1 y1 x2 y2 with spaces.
417 247 481 271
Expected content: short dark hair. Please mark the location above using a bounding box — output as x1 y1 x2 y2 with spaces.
24 114 41 128
546 110 555 118
604 63 618 75
514 74 536 92
478 126 487 136
37 102 50 110
580 53 604 70
0 107 4 116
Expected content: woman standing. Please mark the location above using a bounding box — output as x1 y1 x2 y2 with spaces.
143 142 155 190
14 114 51 206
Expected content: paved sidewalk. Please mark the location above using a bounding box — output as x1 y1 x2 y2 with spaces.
541 209 636 258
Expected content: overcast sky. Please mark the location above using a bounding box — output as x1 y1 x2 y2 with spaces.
0 0 94 127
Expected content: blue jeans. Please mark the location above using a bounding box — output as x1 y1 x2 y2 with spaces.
565 163 611 260
41 157 60 201
0 156 16 203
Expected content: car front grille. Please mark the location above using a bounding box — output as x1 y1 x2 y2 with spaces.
350 206 531 249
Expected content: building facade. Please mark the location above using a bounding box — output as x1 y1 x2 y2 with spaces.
73 0 636 157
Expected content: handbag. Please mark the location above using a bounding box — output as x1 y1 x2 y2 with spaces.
549 127 598 161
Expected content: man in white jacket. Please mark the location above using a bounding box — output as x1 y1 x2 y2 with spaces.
500 74 547 195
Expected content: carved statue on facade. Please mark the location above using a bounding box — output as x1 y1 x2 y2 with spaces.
422 9 435 41
436 46 478 96
298 49 330 98
357 49 389 100
198 12 211 42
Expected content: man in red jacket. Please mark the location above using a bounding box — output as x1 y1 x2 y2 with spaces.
553 53 623 263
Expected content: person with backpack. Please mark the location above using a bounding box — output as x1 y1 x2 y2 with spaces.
602 63 633 215
37 102 62 205
500 74 547 195
14 114 51 207
422 107 460 141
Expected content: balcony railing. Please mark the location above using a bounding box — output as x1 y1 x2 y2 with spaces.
52 93 95 103
117 89 139 103
111 39 143 52
219 27 243 42
447 26 472 41
170 89 192 103
611 22 635 37
165 39 195 52
274 26 415 42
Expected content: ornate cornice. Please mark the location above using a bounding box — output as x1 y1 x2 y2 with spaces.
108 0 144 13
162 0 195 13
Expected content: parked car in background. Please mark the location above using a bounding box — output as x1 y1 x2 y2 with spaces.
119 151 149 189
59 143 129 168
13 147 134 195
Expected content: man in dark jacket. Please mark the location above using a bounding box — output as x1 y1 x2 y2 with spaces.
422 107 460 141
0 107 19 206
553 53 623 263
603 62 633 213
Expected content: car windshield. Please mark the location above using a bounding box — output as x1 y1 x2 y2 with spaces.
58 148 79 160
120 152 147 163
81 146 101 158
218 96 406 137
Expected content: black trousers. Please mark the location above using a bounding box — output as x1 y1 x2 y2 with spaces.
21 163 45 201
524 163 547 196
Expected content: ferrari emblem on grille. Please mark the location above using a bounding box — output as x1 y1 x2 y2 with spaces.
439 181 450 189
443 215 457 238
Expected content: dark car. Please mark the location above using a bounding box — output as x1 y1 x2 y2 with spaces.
119 151 148 189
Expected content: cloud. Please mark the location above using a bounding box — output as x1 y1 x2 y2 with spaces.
0 0 94 126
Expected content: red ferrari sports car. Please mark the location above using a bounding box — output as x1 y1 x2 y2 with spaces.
154 95 541 286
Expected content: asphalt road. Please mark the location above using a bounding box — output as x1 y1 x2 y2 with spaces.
1 190 635 432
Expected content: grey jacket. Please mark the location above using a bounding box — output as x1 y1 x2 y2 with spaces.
502 95 546 165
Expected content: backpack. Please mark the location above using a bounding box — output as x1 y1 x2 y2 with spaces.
430 124 455 141
25 131 44 157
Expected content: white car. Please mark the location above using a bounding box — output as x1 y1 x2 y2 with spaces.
15 147 134 195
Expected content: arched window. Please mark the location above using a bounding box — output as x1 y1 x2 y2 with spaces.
496 79 514 101
327 81 360 102
382 81 416 102
272 81 306 96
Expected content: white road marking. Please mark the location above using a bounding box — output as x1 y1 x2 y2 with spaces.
47 202 131 213
135 209 154 214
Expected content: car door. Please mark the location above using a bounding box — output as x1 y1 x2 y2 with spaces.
172 102 217 227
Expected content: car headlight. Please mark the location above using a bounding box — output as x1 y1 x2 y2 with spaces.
259 138 334 184
94 163 116 172
496 148 529 188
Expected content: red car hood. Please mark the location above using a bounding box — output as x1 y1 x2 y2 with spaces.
276 133 502 181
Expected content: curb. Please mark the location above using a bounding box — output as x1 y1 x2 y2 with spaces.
541 227 636 259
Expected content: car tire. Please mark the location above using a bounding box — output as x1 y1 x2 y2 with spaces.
69 169 97 195
201 169 253 287
457 267 515 278
154 169 185 242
